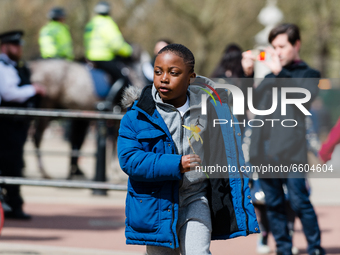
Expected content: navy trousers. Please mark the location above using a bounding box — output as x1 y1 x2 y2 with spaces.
0 116 29 210
259 177 324 255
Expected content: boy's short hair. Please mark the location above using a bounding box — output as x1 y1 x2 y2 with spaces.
158 43 195 73
268 23 301 45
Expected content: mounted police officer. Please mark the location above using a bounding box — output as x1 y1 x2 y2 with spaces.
39 7 74 60
0 30 45 220
84 1 133 85
40 7 83 179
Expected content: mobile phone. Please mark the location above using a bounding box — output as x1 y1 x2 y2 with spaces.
246 49 266 61
258 51 266 61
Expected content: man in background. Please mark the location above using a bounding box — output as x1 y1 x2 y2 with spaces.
243 23 325 255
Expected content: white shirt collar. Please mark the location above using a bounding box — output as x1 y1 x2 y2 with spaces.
0 53 17 66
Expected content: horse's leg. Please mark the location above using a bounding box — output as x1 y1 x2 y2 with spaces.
112 120 120 159
33 118 51 179
68 119 89 179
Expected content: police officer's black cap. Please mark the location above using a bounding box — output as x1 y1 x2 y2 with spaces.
48 7 66 20
0 30 24 44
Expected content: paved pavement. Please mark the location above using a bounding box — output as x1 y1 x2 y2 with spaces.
1 185 340 255
0 123 339 255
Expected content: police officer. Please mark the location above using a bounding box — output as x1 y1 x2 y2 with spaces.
39 7 74 60
39 7 78 178
0 30 45 219
84 1 133 84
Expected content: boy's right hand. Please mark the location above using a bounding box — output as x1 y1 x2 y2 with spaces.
180 154 202 173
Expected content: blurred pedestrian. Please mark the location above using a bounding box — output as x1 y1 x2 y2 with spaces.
84 1 133 84
0 30 45 220
211 43 244 79
243 23 325 255
143 39 172 83
319 117 340 163
39 7 74 60
210 43 251 134
152 39 172 65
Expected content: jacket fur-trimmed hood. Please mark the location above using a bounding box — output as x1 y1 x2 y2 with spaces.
121 85 143 109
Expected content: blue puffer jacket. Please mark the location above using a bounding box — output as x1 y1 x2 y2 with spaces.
118 84 260 249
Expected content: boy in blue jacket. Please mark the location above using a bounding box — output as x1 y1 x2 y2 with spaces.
118 44 259 255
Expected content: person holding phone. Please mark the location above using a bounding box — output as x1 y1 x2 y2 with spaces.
242 24 325 255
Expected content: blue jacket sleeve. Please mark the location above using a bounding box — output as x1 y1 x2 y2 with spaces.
118 113 183 182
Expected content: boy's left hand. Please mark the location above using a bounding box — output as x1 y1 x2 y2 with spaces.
180 154 202 173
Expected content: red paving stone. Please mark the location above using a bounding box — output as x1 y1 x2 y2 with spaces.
1 203 339 255
1 203 144 253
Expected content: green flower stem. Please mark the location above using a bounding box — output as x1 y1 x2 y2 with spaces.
187 136 209 179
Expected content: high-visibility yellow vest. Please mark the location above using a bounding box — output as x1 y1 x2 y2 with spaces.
39 21 74 60
84 15 132 61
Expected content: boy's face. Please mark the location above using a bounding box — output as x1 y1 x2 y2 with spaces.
154 52 196 108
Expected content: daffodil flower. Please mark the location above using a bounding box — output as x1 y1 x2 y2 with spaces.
183 124 208 178
182 124 203 144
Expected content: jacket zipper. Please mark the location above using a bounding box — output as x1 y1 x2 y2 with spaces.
170 114 185 248
170 112 188 248
180 115 184 155
135 106 187 247
228 109 249 234
138 109 178 246
171 182 176 248
232 124 249 234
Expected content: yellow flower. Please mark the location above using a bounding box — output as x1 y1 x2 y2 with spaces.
182 124 203 144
